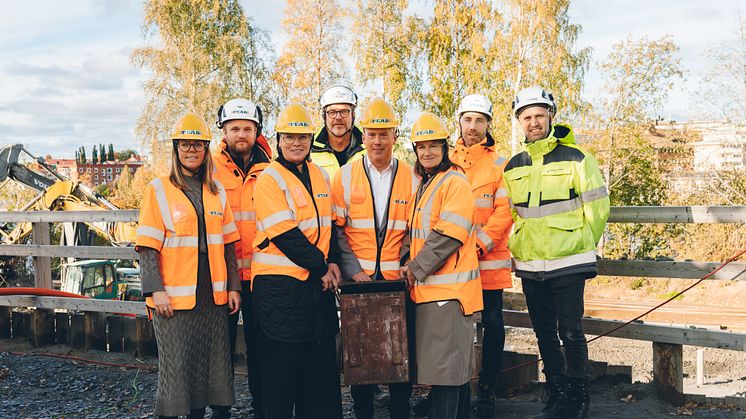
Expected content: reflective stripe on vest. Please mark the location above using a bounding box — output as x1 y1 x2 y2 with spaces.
479 259 511 270
513 249 596 273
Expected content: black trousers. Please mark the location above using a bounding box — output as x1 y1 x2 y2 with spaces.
478 289 505 388
522 275 588 378
228 281 262 413
350 292 415 419
257 329 343 419
429 383 471 419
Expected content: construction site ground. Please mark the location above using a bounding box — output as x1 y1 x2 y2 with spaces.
2 335 744 418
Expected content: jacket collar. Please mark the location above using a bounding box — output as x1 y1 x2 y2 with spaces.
312 125 365 156
218 136 271 175
523 124 575 158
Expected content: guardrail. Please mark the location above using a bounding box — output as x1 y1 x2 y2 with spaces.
0 207 744 405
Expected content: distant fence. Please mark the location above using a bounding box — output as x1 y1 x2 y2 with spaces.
0 207 745 405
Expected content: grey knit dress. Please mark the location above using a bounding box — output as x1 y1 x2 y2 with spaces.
141 175 238 416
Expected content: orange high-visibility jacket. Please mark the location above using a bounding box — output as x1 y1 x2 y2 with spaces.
408 169 483 315
451 137 513 290
331 157 418 280
212 138 271 281
251 161 333 281
135 176 240 310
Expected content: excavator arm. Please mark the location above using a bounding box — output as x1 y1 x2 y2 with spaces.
0 144 137 247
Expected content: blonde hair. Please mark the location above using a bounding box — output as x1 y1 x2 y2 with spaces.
169 142 218 195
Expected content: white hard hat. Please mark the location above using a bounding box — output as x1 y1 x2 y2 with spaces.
457 94 493 119
217 98 262 128
512 86 556 118
319 85 358 108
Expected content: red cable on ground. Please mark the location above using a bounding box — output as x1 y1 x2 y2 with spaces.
496 247 746 376
5 351 156 371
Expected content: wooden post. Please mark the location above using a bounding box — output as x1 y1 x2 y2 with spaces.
135 315 157 357
122 315 137 354
107 315 124 352
31 221 52 289
653 342 684 405
55 312 70 344
70 312 85 349
84 311 106 351
497 351 540 395
31 308 55 347
0 306 11 338
11 310 31 339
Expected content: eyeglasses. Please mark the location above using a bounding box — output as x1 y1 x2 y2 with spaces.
280 135 312 145
177 141 207 152
325 109 351 119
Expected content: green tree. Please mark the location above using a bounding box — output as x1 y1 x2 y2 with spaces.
79 146 86 164
274 0 349 115
488 0 591 154
593 35 683 195
350 0 420 117
413 0 494 132
696 14 746 122
92 145 98 164
589 35 683 259
115 149 139 161
132 0 276 170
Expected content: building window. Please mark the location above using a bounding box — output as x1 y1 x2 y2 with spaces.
107 168 112 173
108 175 112 180
116 168 120 173
87 168 91 172
94 168 98 173
94 175 98 180
79 168 84 173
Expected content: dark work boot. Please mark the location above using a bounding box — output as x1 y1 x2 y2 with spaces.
411 391 431 417
210 405 231 419
475 382 496 418
534 374 568 419
187 408 206 419
566 377 590 419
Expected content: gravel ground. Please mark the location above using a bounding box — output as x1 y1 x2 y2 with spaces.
1 338 744 418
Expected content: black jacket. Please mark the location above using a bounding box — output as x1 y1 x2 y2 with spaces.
252 157 340 343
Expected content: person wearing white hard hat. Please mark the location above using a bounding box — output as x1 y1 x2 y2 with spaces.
311 85 366 177
213 98 273 418
504 86 610 419
451 94 513 418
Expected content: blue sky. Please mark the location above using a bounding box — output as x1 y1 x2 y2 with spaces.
0 0 742 157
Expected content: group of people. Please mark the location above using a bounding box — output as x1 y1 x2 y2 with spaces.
134 83 610 419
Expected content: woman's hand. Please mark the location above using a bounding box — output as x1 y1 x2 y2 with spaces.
321 263 341 292
228 291 241 315
152 291 173 318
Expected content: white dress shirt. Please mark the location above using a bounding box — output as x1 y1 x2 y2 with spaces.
364 156 395 229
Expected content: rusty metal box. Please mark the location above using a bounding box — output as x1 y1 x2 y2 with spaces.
339 281 409 385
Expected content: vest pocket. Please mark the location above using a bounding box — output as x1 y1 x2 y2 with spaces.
540 167 573 201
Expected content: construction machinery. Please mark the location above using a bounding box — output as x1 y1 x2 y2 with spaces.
0 143 137 247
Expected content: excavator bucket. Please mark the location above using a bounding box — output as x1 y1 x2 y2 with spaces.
0 144 21 182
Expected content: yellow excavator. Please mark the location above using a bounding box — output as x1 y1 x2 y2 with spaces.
0 143 137 247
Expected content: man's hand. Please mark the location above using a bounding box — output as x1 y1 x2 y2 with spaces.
152 291 173 318
351 271 371 282
228 291 241 315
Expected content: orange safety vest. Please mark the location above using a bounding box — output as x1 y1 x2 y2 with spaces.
408 169 483 315
332 157 417 280
135 176 240 310
212 138 271 281
451 137 513 290
251 161 333 281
